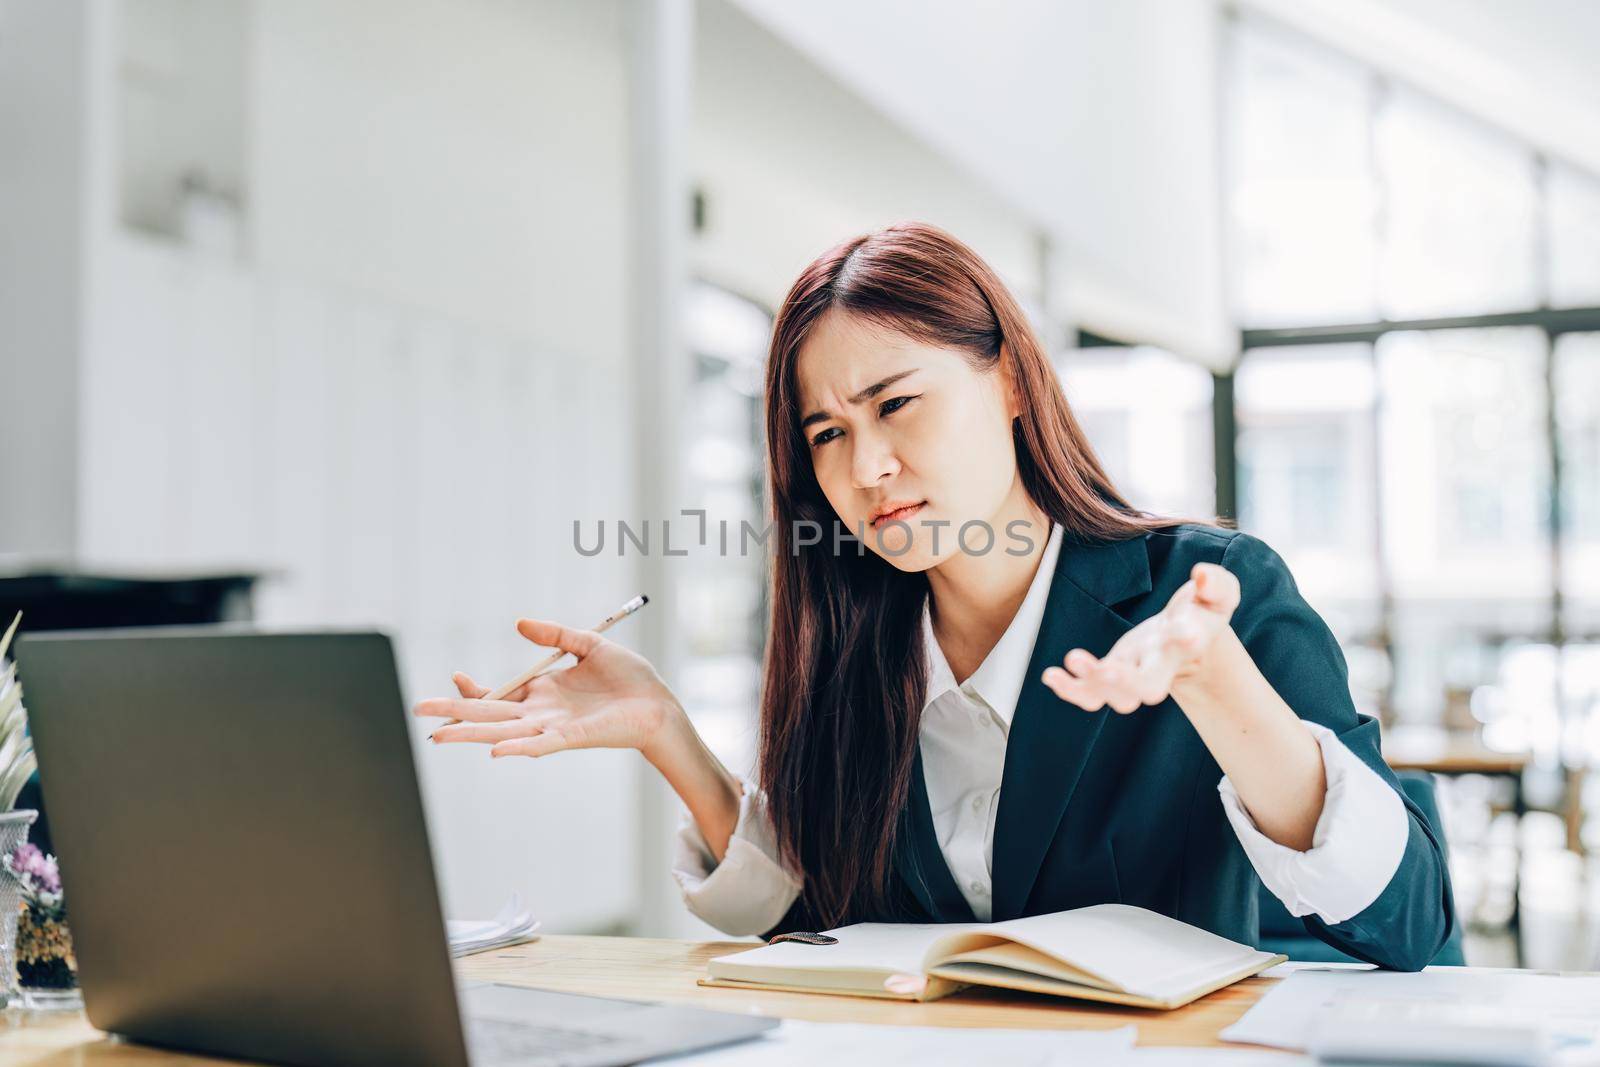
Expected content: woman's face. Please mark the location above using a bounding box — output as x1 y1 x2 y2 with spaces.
794 310 1023 571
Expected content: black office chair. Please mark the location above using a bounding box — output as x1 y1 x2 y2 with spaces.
1257 770 1467 966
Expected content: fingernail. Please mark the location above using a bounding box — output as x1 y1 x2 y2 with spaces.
428 732 437 743
884 972 928 996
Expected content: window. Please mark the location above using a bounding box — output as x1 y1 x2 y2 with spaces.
1236 345 1380 641
1058 346 1216 522
1378 329 1551 577
1226 10 1600 952
1556 333 1600 638
1226 21 1377 327
1375 89 1541 319
1377 328 1554 723
1549 165 1600 309
679 282 771 773
1227 13 1600 740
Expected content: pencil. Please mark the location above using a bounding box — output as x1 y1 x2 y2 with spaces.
434 595 650 733
483 594 649 700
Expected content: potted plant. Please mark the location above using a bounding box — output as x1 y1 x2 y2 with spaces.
0 612 75 1008
0 612 34 812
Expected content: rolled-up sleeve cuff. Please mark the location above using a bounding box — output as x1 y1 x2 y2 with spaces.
671 774 802 936
1218 720 1409 925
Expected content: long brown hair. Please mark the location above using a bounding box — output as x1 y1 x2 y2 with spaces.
759 221 1204 928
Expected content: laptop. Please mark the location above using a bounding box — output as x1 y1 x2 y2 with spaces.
16 627 777 1067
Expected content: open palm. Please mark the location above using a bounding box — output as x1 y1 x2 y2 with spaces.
1041 562 1241 713
413 618 676 758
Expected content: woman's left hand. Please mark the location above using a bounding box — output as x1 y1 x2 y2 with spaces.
1042 562 1241 714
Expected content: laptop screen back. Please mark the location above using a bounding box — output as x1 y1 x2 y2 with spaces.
17 629 469 1067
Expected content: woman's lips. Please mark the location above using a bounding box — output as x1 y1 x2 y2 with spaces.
871 502 927 530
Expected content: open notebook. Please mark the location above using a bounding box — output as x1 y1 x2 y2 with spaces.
703 904 1285 1010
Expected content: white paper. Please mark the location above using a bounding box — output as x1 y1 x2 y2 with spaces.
658 1020 1137 1066
1257 959 1374 980
447 893 541 958
1222 968 1600 1064
709 923 950 983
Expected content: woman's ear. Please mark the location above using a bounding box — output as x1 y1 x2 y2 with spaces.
998 341 1024 421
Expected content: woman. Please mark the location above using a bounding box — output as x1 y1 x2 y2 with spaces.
415 222 1453 970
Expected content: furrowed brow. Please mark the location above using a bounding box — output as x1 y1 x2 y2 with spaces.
799 369 918 429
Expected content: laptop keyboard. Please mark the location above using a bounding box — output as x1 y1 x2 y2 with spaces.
466 1016 618 1066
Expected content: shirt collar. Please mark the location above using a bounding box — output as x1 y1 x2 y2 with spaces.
921 521 1064 725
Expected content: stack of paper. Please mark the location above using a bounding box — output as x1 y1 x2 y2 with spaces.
447 894 541 958
1223 968 1600 1065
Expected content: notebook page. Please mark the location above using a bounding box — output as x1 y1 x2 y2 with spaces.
984 904 1276 1001
709 922 984 981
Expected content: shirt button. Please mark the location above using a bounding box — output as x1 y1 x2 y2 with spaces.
971 795 985 814
970 880 987 896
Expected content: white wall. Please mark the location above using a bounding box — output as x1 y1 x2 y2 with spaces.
70 0 644 932
0 1 96 560
115 0 248 237
250 0 629 348
692 0 1044 323
82 236 641 930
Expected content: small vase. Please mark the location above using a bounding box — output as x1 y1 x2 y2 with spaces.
19 985 82 1012
0 809 38 1010
16 907 80 1011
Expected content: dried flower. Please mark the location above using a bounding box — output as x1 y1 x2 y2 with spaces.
3 841 66 919
16 909 75 989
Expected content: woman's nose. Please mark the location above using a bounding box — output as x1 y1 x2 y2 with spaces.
850 432 900 489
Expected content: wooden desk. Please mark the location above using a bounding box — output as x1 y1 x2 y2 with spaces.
0 934 1276 1064
1384 742 1530 779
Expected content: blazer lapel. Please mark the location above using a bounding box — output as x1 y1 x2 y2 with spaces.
990 531 1152 921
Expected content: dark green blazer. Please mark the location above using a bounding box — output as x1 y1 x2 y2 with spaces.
768 524 1456 972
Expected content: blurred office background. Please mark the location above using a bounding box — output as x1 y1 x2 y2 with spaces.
1 0 1596 965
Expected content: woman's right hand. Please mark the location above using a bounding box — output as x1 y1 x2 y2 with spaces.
415 615 745 862
413 618 683 759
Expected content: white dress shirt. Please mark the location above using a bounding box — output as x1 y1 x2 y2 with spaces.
673 523 1409 935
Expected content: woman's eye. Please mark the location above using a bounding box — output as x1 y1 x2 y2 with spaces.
808 396 918 447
